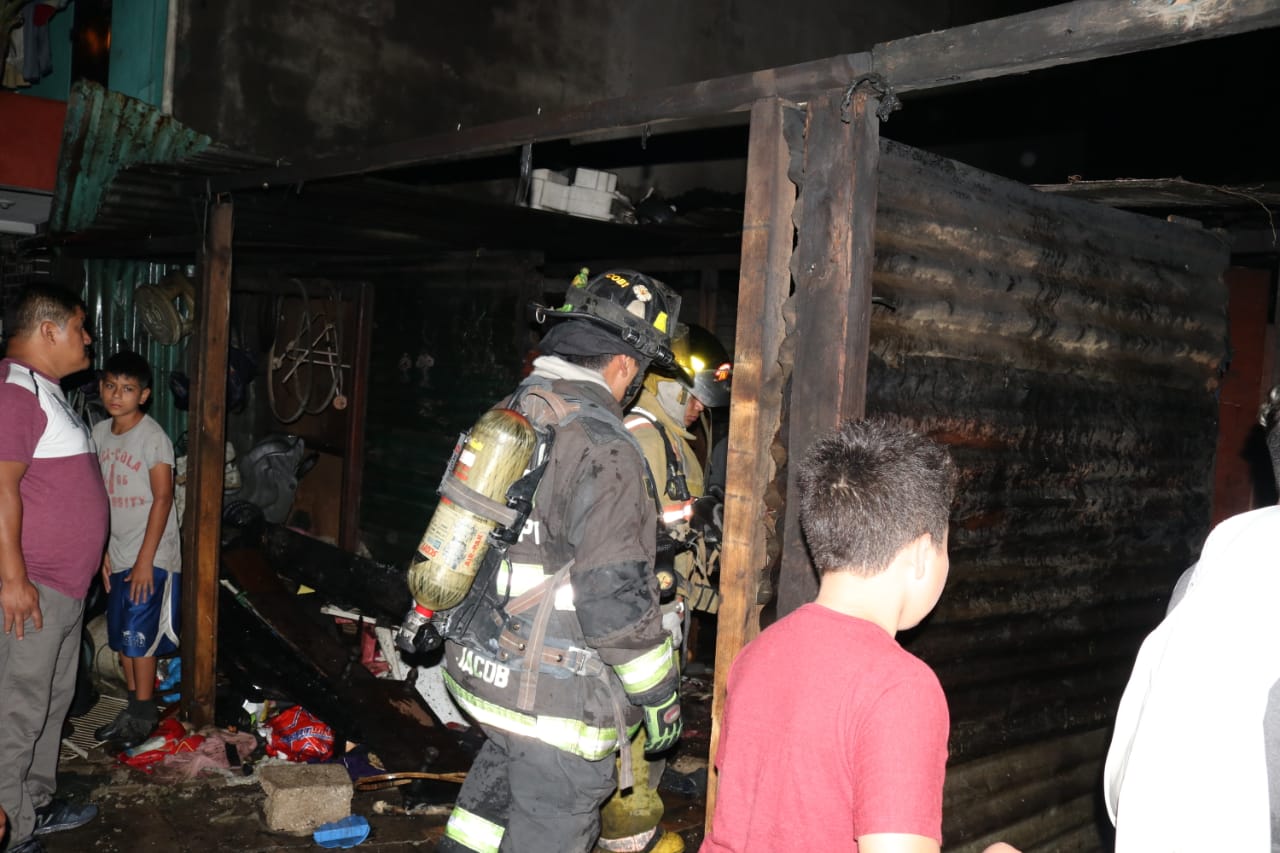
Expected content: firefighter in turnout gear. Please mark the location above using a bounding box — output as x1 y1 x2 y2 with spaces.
436 270 685 853
597 323 732 853
624 322 731 617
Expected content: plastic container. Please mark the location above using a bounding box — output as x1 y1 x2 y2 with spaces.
314 815 370 848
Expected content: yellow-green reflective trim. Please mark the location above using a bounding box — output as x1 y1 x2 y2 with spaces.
444 671 631 760
445 806 504 853
612 637 674 695
495 560 547 597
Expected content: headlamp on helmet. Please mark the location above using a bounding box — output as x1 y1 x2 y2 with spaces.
670 323 732 408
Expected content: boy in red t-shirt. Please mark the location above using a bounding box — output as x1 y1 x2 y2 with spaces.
703 418 1019 853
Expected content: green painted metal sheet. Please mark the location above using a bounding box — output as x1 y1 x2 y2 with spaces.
52 82 208 443
52 80 210 234
82 258 189 442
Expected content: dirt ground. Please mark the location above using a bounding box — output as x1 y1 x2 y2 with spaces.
36 675 714 853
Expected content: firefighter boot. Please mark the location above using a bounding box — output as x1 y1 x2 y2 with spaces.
598 731 684 852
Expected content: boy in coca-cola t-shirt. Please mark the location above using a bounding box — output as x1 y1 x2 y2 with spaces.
703 419 1018 853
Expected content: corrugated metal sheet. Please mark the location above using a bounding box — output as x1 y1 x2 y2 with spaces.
864 140 1229 852
82 258 190 441
51 82 212 441
52 81 214 235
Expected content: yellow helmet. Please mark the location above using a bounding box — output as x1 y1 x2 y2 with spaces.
643 323 732 407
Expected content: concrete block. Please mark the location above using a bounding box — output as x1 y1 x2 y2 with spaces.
259 763 353 834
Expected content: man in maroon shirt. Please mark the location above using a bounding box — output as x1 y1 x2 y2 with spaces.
0 285 110 853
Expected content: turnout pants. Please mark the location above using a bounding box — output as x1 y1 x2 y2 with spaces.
0 583 85 847
439 727 617 853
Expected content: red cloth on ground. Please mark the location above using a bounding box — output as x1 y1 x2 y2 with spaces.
702 603 949 852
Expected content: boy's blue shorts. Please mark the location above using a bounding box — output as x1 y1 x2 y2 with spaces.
106 566 181 658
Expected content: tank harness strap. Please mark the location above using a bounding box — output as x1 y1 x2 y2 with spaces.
438 477 523 530
520 385 581 428
624 407 691 503
499 560 636 789
511 559 574 713
494 576 605 677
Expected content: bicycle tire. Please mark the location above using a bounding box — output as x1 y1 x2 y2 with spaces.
302 288 342 416
267 280 312 424
303 325 339 415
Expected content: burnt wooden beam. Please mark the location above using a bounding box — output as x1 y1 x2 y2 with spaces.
191 1 1278 195
181 198 234 727
778 85 881 616
261 524 410 625
340 283 374 552
190 55 866 195
876 0 1280 93
220 546 470 774
706 97 799 829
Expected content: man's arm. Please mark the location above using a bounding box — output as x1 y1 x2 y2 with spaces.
0 459 41 639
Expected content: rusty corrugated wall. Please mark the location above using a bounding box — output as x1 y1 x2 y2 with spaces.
51 82 211 441
866 140 1229 851
81 259 191 441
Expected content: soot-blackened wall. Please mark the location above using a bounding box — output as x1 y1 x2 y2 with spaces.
866 140 1229 850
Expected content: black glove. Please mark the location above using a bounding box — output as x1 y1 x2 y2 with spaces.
642 690 683 755
690 496 723 549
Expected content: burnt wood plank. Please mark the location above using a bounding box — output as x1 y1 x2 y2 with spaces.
777 86 881 616
261 524 410 625
706 97 798 828
194 55 866 194
181 198 233 728
876 0 1280 93
220 547 470 774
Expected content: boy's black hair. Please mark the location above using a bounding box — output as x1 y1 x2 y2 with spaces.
10 284 85 337
797 417 957 577
102 350 153 390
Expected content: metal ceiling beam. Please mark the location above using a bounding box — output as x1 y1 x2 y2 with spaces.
192 0 1280 197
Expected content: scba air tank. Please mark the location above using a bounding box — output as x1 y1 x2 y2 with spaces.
407 408 537 615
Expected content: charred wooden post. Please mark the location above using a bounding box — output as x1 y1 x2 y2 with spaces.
181 197 234 727
777 83 882 616
706 97 799 828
